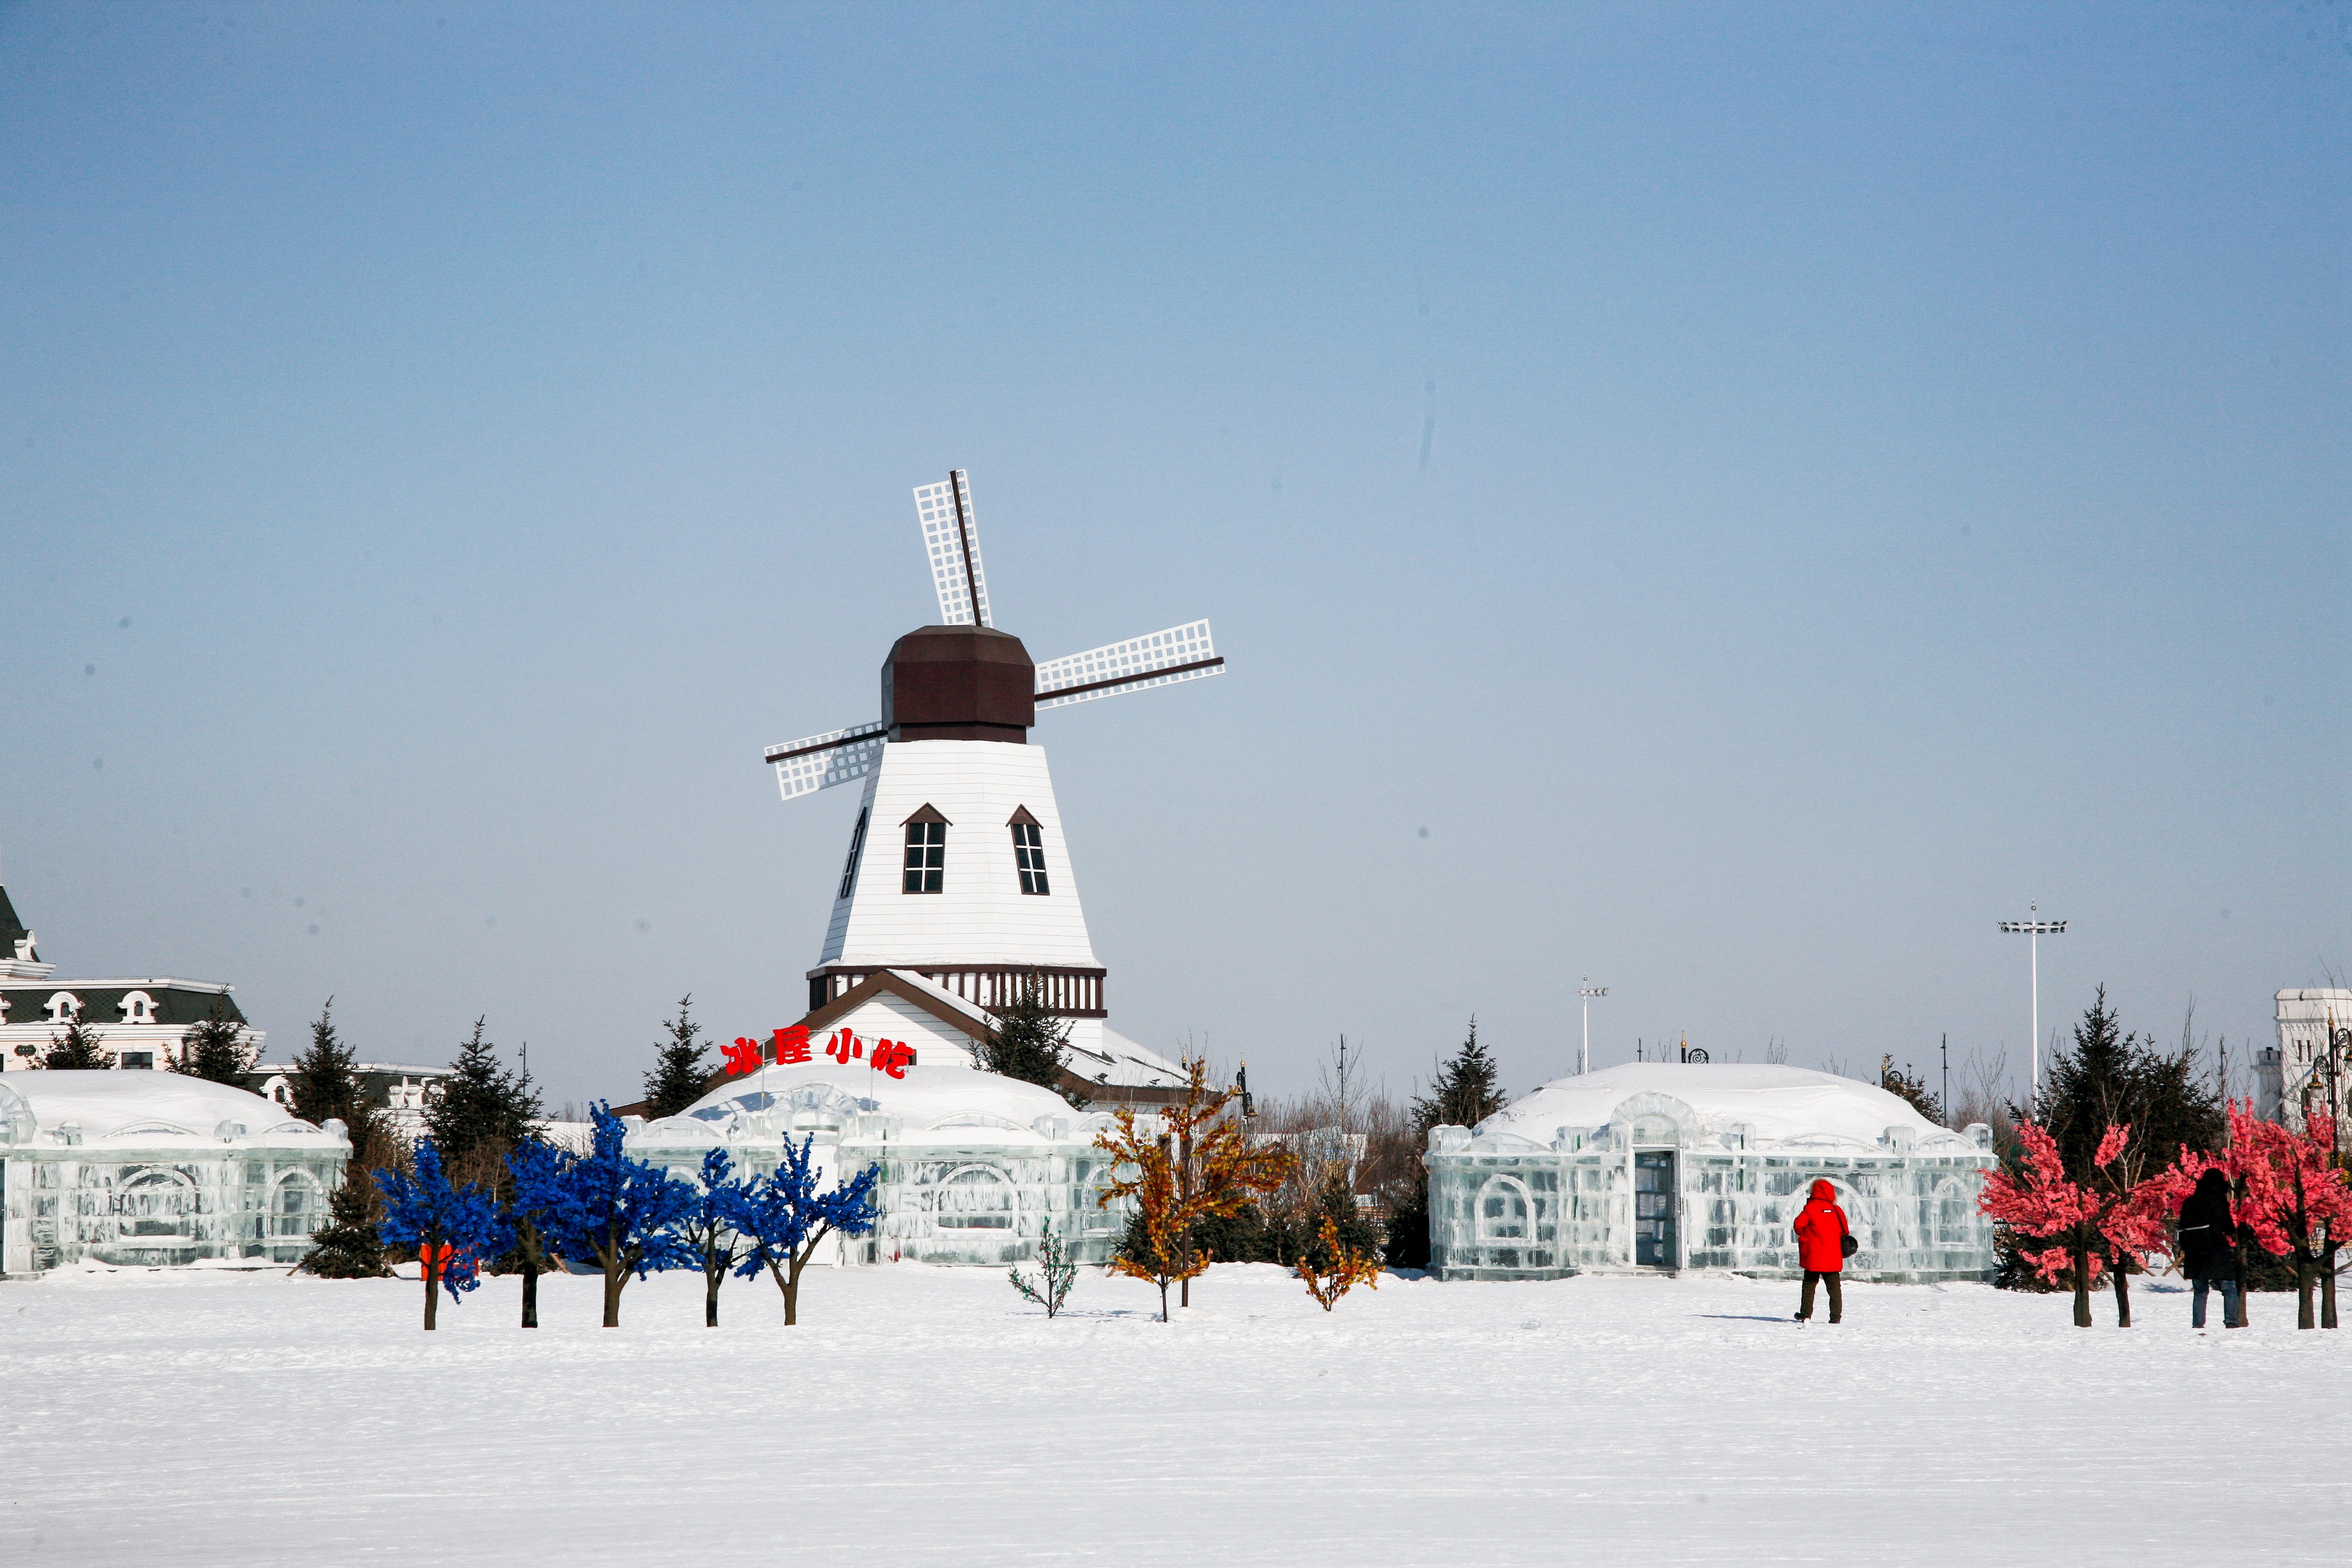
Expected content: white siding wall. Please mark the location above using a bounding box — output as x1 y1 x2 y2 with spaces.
818 741 1101 970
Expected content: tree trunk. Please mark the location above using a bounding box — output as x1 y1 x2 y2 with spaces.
602 1262 624 1328
2296 1248 2317 1330
2072 1246 2093 1328
706 1268 721 1328
423 1263 439 1331
520 1260 539 1329
1158 1277 1170 1323
2112 1259 2132 1328
2321 1245 2340 1329
783 1259 802 1326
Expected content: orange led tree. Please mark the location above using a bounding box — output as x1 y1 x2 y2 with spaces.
1095 1058 1290 1321
1298 1213 1384 1312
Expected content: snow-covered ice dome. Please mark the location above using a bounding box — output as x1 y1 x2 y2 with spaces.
1471 1062 1960 1152
669 1059 1083 1147
0 1068 344 1148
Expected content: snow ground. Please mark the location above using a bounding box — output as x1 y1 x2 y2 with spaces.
3 1262 2344 1566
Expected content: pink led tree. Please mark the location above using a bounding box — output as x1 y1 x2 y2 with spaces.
1979 1121 2123 1328
2229 1103 2352 1330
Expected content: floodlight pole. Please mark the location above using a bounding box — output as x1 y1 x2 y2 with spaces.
1997 905 2067 1111
1578 979 1606 1075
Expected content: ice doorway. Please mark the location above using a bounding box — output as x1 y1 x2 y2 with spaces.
1633 1150 1676 1268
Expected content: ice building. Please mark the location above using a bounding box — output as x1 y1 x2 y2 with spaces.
624 1058 1137 1266
1424 1064 1996 1282
0 1071 350 1275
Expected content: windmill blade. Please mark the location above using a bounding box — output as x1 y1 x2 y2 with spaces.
912 470 992 627
1035 620 1225 710
763 720 888 801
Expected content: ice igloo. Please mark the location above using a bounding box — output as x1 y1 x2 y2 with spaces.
624 1059 1140 1266
0 1071 351 1275
1424 1064 1997 1283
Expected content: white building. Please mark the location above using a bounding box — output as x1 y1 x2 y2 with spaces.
1424 1064 1997 1283
0 881 264 1073
624 1058 1137 1266
2258 988 2352 1134
0 1072 349 1276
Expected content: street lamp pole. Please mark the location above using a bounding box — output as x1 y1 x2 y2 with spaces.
1578 979 1606 1075
1997 904 2067 1111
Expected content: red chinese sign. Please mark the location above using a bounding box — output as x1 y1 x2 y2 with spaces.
721 1025 917 1078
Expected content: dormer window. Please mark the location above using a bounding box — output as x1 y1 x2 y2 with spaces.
1008 807 1050 895
902 805 949 894
120 990 157 1024
45 992 82 1025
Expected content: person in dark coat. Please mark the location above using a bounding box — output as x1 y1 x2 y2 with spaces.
2177 1168 2240 1329
1791 1178 1852 1323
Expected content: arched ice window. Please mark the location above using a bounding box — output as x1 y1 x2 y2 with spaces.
1933 1178 1976 1250
935 1164 1015 1229
117 1168 196 1239
273 1171 324 1239
1476 1175 1534 1241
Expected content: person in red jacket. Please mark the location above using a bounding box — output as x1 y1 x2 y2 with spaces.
1791 1178 1852 1323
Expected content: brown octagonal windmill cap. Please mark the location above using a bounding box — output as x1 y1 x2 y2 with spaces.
880 624 1036 743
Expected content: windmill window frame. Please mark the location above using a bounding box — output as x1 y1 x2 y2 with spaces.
837 807 870 901
1008 807 1050 896
902 805 949 894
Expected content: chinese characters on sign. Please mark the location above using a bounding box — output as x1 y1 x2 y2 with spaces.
720 1024 915 1078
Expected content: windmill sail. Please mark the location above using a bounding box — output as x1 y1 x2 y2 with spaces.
765 720 889 801
913 471 991 628
1035 621 1224 710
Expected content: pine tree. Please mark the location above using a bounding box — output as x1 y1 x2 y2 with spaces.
1879 1054 1943 1125
42 1014 111 1069
424 1017 543 1182
171 999 255 1084
1411 1017 1508 1136
300 1171 393 1278
290 998 366 1128
2038 988 2222 1182
979 974 1084 1107
642 995 711 1120
1391 1019 1507 1269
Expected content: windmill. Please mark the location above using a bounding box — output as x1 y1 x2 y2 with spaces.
756 470 1224 1094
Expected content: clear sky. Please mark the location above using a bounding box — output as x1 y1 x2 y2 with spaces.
3 3 2344 1111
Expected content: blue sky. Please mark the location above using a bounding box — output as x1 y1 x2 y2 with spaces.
2 3 2344 1108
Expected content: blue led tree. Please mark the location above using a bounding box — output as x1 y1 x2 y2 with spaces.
375 1141 514 1331
543 1102 697 1328
727 1132 881 1326
677 1146 754 1328
506 1136 582 1329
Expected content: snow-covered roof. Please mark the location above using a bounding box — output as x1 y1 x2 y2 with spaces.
654 1059 1087 1148
1469 1063 1969 1153
0 1070 346 1151
881 968 998 1031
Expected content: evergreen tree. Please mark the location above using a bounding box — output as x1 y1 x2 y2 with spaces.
1412 1017 1508 1136
42 1014 111 1069
289 998 367 1128
979 974 1084 1107
424 1017 543 1180
1389 1019 1508 1269
2038 987 2223 1183
642 995 711 1120
1879 1054 1943 1125
300 1171 392 1278
171 999 255 1084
